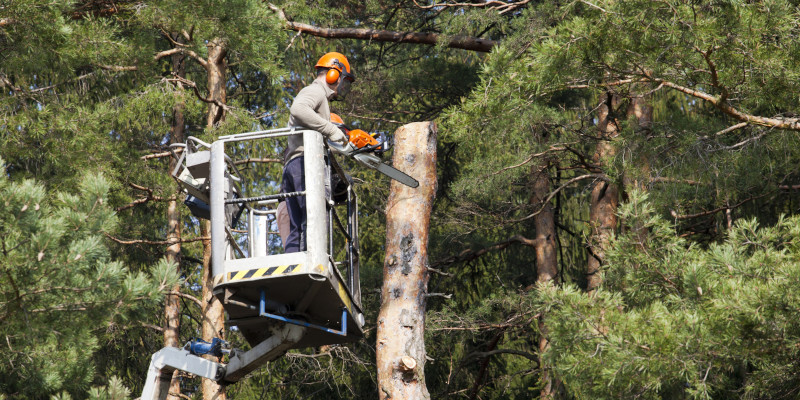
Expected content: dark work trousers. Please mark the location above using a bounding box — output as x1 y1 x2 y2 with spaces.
281 156 306 253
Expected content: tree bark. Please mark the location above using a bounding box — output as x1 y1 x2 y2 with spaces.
376 121 437 400
530 161 559 399
163 40 185 400
205 38 227 129
625 86 654 247
587 92 621 293
200 221 225 400
267 4 496 53
531 163 558 284
201 37 227 400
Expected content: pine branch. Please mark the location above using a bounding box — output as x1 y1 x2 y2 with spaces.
481 146 567 179
141 322 164 332
411 0 532 15
96 64 138 72
650 177 703 185
431 235 538 268
155 48 208 69
115 183 176 211
267 3 497 52
103 232 209 245
164 76 229 111
233 158 282 165
568 75 800 131
141 147 183 160
464 348 539 362
669 192 772 220
168 290 203 309
511 174 610 223
651 77 800 131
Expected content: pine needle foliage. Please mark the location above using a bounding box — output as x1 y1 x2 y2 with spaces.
538 190 800 399
0 159 180 399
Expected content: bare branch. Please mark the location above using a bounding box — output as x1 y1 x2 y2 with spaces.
669 193 771 220
465 348 539 362
412 0 532 15
569 74 800 132
431 234 538 268
712 122 748 136
155 48 208 69
165 76 230 111
482 146 566 179
141 147 184 160
650 177 702 185
267 3 497 52
566 79 634 89
652 78 800 131
96 64 138 72
168 290 203 309
233 157 282 166
103 232 209 246
425 292 453 299
114 183 176 211
141 322 164 332
512 174 610 223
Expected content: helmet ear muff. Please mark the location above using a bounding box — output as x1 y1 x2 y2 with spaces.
325 68 340 85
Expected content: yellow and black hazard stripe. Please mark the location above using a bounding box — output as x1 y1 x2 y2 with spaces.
227 264 301 282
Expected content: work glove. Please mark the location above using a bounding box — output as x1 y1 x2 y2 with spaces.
329 130 348 146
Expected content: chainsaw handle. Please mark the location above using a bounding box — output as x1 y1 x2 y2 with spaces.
327 140 356 156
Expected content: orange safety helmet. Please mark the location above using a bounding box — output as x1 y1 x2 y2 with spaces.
330 112 348 132
316 52 355 85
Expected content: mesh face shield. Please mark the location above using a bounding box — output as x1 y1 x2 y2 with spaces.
333 69 355 101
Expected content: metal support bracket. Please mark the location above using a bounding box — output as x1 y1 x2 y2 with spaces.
259 289 348 337
141 347 225 400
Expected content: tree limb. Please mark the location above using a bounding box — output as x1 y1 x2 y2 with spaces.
568 75 800 131
651 78 800 131
669 192 771 220
103 232 209 245
168 290 203 309
96 64 138 72
233 157 282 165
165 76 230 111
141 322 164 332
465 348 539 362
512 173 610 223
155 48 208 69
411 0 532 15
482 146 566 179
431 234 538 268
267 3 497 52
141 147 184 160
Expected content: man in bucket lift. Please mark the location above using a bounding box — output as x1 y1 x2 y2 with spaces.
277 112 351 250
281 52 355 253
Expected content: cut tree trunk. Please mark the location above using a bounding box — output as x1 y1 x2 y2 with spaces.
201 37 227 400
163 39 185 400
376 121 437 400
587 92 621 294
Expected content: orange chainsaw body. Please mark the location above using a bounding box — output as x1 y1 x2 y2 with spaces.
348 129 379 149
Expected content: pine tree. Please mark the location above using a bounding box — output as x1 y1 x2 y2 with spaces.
0 159 179 399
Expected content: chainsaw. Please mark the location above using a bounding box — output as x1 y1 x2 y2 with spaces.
328 129 419 188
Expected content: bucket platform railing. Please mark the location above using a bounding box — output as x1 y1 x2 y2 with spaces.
142 127 365 399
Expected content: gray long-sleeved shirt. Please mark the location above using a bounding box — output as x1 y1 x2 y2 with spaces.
285 80 347 163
